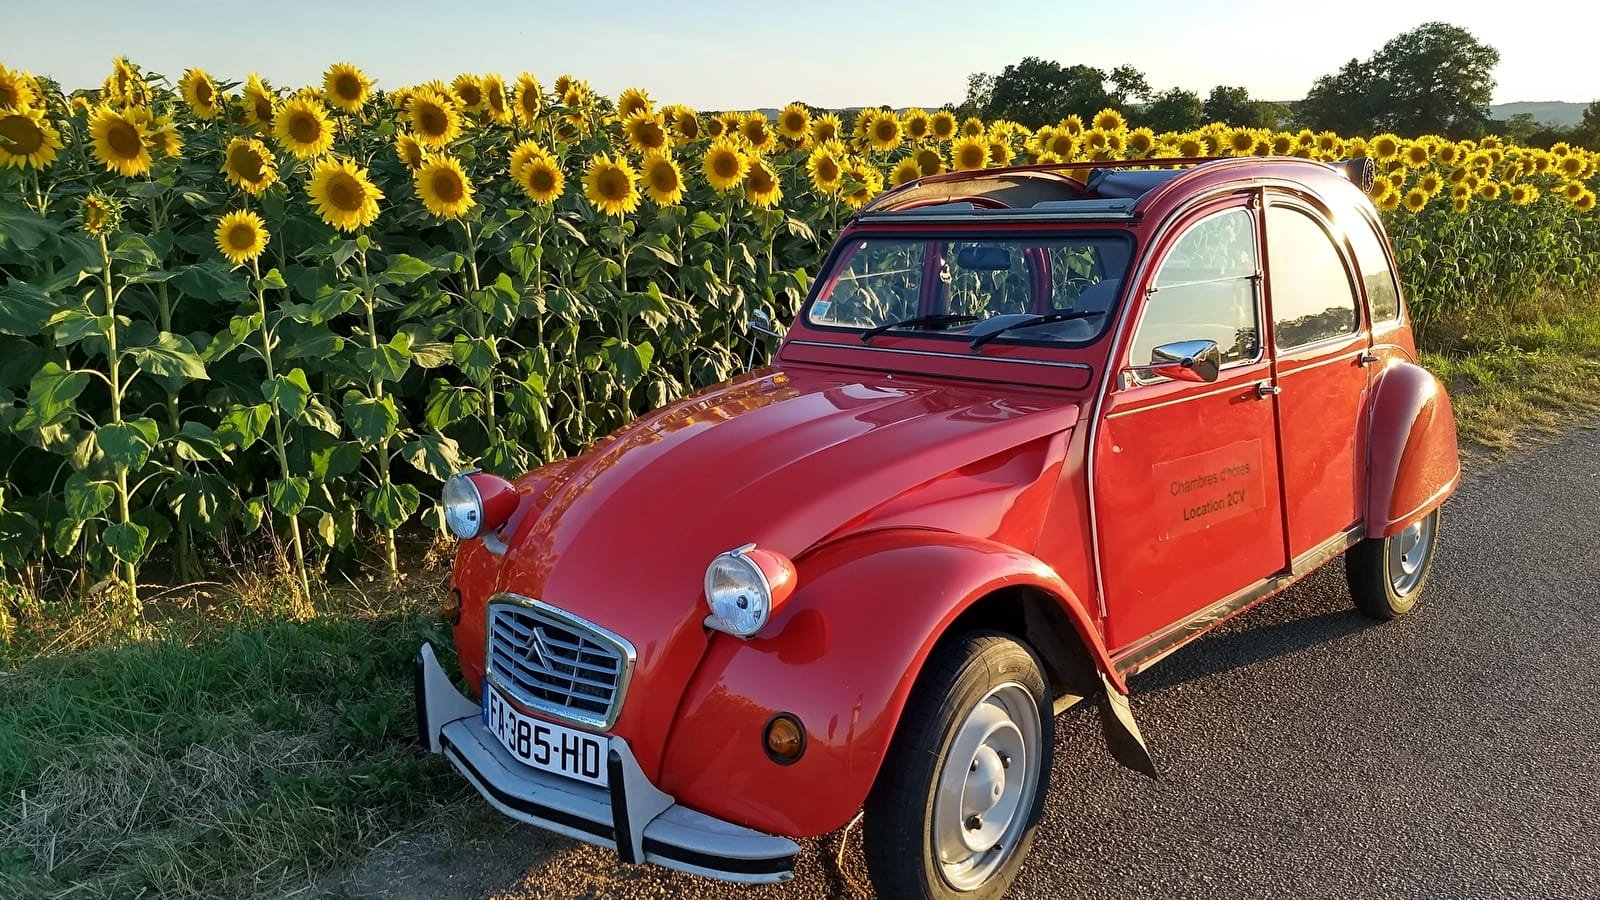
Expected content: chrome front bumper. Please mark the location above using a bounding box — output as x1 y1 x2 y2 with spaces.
414 643 798 884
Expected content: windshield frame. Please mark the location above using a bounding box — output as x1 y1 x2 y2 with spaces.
798 228 1136 351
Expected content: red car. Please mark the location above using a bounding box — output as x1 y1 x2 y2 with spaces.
415 156 1459 899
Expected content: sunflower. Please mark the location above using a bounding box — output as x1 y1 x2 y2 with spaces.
414 155 475 219
902 108 931 142
272 97 333 159
960 117 986 139
1314 132 1342 158
1451 195 1470 215
307 157 384 231
914 147 944 177
319 62 370 114
811 112 842 145
1176 134 1208 158
890 157 921 187
840 159 883 209
150 114 183 160
221 137 277 195
473 73 508 124
1402 142 1430 168
584 153 639 217
987 138 1015 166
1418 172 1443 195
451 74 485 112
1509 184 1539 207
175 68 222 120
1056 114 1082 136
807 143 844 194
952 136 987 172
617 87 652 119
778 103 811 143
745 157 783 208
214 210 269 265
639 151 684 206
1574 190 1597 214
514 73 543 124
702 137 749 192
394 132 426 171
1346 136 1368 159
1558 155 1585 178
867 111 903 152
1046 131 1077 160
1367 178 1393 203
409 89 461 147
509 139 545 180
738 112 776 153
88 105 151 176
0 64 37 111
1477 181 1501 201
516 152 564 205
1090 108 1125 132
1364 134 1397 162
1127 127 1156 156
1402 188 1430 213
704 115 727 139
241 73 276 129
1270 133 1294 156
0 106 62 170
1225 128 1256 156
101 57 150 107
929 110 957 142
81 193 118 235
665 104 700 141
1562 180 1586 202
553 74 576 98
623 110 670 153
1377 190 1402 213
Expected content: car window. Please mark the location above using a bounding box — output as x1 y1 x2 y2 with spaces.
1129 208 1260 376
806 236 1130 345
1344 211 1401 322
1266 205 1361 349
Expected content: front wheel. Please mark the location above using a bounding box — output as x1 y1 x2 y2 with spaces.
1346 509 1442 620
863 632 1053 900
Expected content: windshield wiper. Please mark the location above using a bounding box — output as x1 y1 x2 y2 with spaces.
859 313 980 343
968 310 1106 351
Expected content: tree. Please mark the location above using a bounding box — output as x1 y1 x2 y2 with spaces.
1141 88 1204 133
978 57 1150 128
1203 86 1255 126
955 72 994 122
1573 99 1600 150
1299 23 1499 138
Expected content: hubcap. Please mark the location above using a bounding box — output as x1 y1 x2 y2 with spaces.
933 683 1041 891
1387 513 1435 596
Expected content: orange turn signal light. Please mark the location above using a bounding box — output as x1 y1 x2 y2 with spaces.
763 713 806 765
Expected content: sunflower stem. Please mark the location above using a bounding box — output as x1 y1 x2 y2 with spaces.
99 232 139 626
356 248 399 585
461 219 498 449
250 258 312 608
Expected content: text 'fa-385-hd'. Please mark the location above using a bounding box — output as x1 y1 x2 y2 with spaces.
414 155 1459 900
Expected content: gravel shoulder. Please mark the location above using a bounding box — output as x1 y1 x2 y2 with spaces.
305 422 1600 900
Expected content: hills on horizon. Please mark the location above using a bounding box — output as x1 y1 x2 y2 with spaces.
747 101 1589 128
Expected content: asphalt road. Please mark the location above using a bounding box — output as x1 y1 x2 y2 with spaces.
359 425 1600 900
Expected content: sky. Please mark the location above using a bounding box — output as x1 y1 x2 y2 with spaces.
7 0 1597 109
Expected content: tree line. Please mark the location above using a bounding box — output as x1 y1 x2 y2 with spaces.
955 22 1600 149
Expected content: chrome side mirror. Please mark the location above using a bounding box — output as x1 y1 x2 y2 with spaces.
1128 339 1221 384
746 309 786 368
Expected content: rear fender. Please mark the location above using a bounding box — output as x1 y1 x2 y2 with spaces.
1365 361 1461 538
656 528 1119 838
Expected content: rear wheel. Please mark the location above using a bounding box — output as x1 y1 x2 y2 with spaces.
1347 509 1441 620
863 632 1052 900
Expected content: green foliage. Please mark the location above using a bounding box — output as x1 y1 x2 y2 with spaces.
1302 22 1501 138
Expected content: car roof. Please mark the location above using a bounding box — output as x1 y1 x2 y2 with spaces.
854 157 1376 226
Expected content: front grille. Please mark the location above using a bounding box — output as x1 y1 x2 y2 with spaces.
485 597 635 730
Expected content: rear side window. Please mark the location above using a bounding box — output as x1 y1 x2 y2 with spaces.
1265 205 1360 349
1345 213 1401 322
1129 207 1260 372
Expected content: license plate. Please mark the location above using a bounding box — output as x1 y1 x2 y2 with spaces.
483 685 609 787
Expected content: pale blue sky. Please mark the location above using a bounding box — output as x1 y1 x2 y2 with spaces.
7 1 1596 108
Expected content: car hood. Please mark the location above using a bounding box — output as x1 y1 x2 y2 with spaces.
490 364 1080 774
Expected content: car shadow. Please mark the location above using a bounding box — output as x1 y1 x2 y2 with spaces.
1130 599 1374 693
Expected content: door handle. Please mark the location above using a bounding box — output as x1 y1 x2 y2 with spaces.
1255 381 1281 398
1358 352 1382 366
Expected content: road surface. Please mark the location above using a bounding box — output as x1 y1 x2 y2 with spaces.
328 424 1600 900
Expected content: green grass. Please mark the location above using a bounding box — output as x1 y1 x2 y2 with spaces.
0 584 474 899
1418 291 1600 452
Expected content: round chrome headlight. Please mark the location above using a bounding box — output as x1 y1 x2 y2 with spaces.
441 472 485 540
704 547 772 638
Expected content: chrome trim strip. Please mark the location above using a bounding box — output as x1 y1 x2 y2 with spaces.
857 209 1137 224
484 593 638 732
1291 524 1364 576
785 339 1094 372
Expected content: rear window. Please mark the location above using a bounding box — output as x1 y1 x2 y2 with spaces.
807 235 1131 346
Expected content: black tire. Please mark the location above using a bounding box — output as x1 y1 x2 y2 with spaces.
1346 509 1442 620
863 632 1053 900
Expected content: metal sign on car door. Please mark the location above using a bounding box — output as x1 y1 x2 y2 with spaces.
1153 439 1267 540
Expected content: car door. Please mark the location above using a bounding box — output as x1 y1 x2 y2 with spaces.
1263 196 1373 565
1093 199 1290 652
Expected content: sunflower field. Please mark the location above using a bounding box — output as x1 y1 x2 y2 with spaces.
1 58 1598 621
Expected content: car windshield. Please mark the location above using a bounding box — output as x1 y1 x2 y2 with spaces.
806 235 1131 346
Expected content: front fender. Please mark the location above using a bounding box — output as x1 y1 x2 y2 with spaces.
1365 361 1461 537
655 527 1113 838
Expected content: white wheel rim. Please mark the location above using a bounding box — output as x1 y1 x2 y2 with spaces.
1387 514 1435 596
932 682 1042 891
